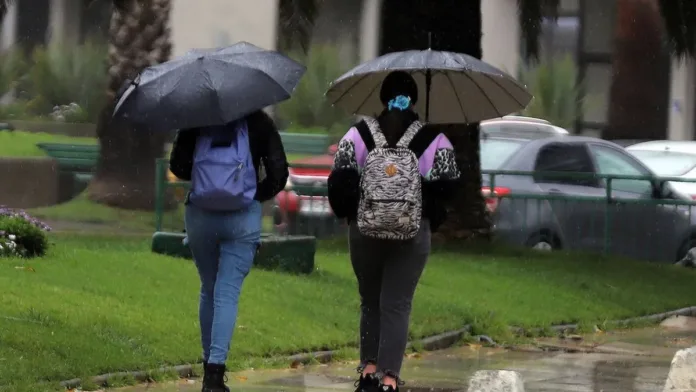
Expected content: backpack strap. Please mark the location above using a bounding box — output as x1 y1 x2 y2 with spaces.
354 120 376 152
356 118 435 157
363 117 388 148
396 120 423 148
210 121 244 148
408 125 440 159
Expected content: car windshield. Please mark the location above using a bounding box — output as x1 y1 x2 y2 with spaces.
629 150 696 176
480 139 526 170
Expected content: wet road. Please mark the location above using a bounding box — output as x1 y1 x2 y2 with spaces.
118 326 695 392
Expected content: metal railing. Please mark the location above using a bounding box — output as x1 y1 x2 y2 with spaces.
154 159 696 262
153 159 344 236
483 170 696 259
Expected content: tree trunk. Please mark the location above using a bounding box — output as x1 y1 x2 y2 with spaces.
605 0 670 140
88 0 176 211
380 0 490 241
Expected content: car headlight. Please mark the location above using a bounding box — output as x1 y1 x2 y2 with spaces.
284 177 293 191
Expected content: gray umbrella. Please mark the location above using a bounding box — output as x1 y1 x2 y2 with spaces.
326 49 532 124
113 42 306 131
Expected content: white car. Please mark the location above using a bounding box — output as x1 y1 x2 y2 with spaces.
480 116 570 139
626 140 696 200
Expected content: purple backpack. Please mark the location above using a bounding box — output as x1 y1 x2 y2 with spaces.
189 120 256 211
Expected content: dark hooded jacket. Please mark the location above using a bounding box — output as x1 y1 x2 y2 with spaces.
169 110 289 202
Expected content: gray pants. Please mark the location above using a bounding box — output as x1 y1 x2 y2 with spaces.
348 221 431 379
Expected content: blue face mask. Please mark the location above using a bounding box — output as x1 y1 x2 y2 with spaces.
388 95 411 111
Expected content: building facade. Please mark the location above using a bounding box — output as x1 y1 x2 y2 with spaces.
1 0 694 140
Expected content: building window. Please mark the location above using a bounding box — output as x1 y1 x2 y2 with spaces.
520 0 618 135
560 0 580 13
581 0 615 54
520 3 581 131
576 0 616 135
539 16 579 61
526 0 580 61
582 63 612 124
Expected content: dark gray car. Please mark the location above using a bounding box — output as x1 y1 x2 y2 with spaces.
482 135 696 263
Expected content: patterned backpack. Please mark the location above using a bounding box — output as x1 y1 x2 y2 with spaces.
357 118 424 240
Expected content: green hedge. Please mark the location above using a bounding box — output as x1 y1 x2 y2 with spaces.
0 216 49 257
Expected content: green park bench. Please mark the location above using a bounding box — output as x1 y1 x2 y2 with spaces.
36 132 328 184
279 132 330 155
152 146 322 274
36 142 99 198
154 131 331 273
151 231 317 274
35 132 328 201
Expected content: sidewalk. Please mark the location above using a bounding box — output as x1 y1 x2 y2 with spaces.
117 323 695 392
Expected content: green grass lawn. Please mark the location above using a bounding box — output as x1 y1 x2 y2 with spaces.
0 131 96 157
1 234 694 391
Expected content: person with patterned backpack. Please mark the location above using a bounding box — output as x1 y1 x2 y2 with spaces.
328 71 461 392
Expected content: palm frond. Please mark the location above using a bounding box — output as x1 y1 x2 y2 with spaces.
658 0 696 59
110 0 130 12
85 0 129 13
276 44 352 136
517 0 559 60
278 0 320 53
0 0 11 22
519 55 586 129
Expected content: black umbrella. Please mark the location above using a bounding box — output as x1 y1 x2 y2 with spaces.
113 42 306 131
326 40 531 124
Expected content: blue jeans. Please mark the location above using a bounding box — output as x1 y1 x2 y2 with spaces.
184 201 262 365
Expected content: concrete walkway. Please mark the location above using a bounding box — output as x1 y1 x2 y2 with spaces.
117 324 695 392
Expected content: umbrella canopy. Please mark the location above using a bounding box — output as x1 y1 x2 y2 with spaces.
326 49 532 124
113 41 306 131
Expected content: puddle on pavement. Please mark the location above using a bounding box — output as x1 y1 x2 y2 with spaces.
118 328 694 392
614 327 696 349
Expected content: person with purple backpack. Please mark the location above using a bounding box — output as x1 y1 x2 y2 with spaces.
169 110 288 392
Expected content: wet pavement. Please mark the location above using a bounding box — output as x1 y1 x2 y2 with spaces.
118 325 695 392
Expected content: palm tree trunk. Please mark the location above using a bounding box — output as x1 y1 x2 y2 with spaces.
430 0 490 240
87 0 176 210
380 0 490 241
605 0 670 140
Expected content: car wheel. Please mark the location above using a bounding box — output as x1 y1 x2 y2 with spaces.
526 232 559 251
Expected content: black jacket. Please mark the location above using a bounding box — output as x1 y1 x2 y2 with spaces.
169 110 289 202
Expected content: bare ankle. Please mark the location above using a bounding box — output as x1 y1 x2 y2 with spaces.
382 375 397 388
362 363 377 376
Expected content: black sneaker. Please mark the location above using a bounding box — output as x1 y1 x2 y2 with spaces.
378 384 398 392
354 372 379 392
202 363 230 392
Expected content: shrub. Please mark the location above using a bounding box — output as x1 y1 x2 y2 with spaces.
0 207 52 232
0 215 49 257
276 44 354 140
51 102 91 123
20 38 108 123
518 55 592 130
0 47 26 97
0 99 36 120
